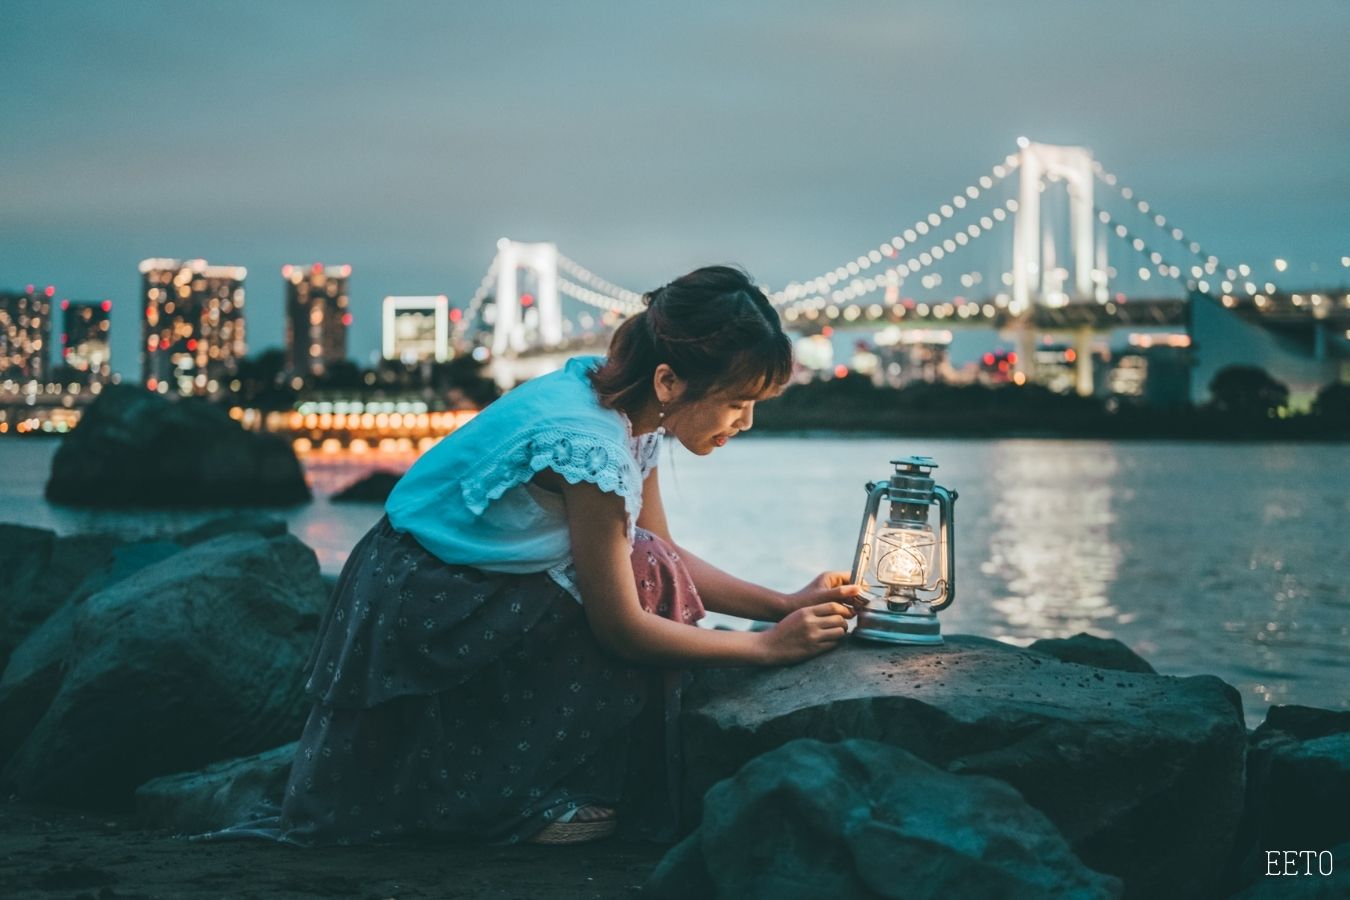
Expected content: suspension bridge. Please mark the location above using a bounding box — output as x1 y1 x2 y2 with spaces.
456 140 1350 394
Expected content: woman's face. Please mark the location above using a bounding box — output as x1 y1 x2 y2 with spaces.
663 379 783 456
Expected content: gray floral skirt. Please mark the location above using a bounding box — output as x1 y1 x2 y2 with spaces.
206 516 705 846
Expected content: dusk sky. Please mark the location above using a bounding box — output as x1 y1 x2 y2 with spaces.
4 1 1348 374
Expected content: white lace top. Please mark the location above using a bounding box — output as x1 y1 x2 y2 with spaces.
385 356 662 602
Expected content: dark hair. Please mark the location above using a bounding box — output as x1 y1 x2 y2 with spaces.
589 265 793 415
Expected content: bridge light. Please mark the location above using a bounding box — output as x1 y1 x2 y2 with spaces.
1274 258 1288 272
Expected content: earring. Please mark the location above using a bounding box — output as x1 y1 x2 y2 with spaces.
658 402 666 424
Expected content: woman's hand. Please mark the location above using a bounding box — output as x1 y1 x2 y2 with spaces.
756 602 856 665
781 571 866 617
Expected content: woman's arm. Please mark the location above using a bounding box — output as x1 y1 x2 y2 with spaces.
637 468 849 621
565 479 851 667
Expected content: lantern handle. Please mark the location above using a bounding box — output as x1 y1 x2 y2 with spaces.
929 485 958 611
849 482 889 589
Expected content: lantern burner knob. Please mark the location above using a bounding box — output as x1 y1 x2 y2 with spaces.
891 455 937 474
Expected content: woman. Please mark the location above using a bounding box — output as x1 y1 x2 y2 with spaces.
249 266 861 846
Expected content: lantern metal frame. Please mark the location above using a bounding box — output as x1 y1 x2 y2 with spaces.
849 456 958 645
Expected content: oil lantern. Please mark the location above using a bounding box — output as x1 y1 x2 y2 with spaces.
849 456 957 645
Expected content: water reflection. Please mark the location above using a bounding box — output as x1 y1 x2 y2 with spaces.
980 442 1122 641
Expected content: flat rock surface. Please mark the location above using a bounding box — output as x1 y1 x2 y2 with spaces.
0 799 662 900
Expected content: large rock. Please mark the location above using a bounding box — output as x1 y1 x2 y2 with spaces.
1028 633 1156 674
0 540 181 768
135 742 297 833
649 738 1121 900
45 385 310 507
0 532 327 808
0 525 125 671
682 636 1246 900
1224 705 1350 890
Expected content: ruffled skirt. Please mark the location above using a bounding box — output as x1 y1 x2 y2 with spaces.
210 516 705 846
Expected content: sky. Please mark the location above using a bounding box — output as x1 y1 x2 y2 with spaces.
3 0 1348 376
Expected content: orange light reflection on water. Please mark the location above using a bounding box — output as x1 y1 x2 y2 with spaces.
296 444 426 494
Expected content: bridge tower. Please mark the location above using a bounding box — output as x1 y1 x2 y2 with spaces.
491 239 563 358
1011 141 1105 395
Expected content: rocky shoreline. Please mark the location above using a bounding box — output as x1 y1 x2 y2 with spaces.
2 516 1347 898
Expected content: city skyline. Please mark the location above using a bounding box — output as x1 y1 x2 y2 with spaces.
3 2 1349 377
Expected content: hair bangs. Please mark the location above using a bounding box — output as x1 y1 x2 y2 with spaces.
719 332 794 398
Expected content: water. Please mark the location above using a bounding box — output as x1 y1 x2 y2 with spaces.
2 436 1347 725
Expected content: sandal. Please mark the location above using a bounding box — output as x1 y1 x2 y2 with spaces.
528 805 617 845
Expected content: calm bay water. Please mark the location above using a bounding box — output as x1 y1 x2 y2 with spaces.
2 436 1346 725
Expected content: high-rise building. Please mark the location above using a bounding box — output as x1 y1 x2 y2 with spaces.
59 299 112 383
0 284 54 387
382 295 449 363
284 264 351 375
140 258 247 395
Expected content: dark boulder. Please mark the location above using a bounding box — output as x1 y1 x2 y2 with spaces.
45 385 310 507
1028 633 1156 674
1254 705 1350 743
135 742 297 833
0 524 56 669
1224 706 1350 890
649 738 1121 900
682 636 1246 900
0 540 181 768
330 470 402 504
0 532 327 808
0 525 126 671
